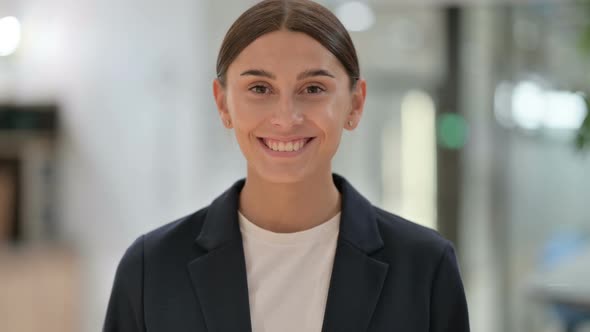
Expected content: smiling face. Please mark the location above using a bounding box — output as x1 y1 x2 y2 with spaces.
213 29 366 184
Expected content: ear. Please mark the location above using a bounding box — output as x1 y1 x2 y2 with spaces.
213 78 232 128
345 78 367 130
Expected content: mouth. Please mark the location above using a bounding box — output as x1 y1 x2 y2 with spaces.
257 136 316 154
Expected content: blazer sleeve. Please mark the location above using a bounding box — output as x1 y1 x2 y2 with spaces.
103 235 146 332
429 243 470 332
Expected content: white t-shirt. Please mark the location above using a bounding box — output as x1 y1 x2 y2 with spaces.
238 211 341 332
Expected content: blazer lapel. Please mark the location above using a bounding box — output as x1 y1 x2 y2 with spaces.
185 175 388 332
187 180 252 332
321 175 389 332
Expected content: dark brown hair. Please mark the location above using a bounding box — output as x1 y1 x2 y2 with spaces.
216 0 360 89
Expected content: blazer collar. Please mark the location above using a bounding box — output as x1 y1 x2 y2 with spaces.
194 173 384 253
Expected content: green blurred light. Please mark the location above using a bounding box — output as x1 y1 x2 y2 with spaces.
437 113 468 150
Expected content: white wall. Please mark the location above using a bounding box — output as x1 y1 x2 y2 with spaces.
1 0 251 330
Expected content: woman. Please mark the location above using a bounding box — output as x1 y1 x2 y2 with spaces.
104 1 470 331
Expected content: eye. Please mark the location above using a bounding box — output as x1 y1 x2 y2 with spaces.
249 84 272 95
303 85 325 95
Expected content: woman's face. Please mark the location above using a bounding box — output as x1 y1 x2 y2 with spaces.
213 30 366 184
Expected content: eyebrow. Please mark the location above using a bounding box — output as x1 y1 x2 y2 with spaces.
240 69 275 79
239 68 336 80
298 69 335 80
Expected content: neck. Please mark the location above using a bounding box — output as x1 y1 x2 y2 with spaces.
239 168 341 233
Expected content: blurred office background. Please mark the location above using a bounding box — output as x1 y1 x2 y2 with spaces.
1 0 589 331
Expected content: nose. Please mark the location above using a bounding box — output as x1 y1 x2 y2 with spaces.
270 95 303 128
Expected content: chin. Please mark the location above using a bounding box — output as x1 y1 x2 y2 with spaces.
253 166 311 184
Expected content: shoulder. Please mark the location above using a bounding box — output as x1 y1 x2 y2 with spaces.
117 206 210 269
373 206 449 248
145 207 208 250
105 206 212 329
371 206 453 269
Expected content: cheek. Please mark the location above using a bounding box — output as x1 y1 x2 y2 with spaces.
306 98 347 132
227 94 267 129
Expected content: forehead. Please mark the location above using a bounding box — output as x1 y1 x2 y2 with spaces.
227 30 346 78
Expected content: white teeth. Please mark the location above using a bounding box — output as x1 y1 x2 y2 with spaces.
263 138 309 152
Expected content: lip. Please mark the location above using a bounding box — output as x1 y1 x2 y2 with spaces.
257 136 312 142
257 136 315 158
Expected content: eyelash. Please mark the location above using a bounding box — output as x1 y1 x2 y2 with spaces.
248 84 326 95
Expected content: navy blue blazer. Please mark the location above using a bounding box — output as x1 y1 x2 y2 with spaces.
104 174 470 331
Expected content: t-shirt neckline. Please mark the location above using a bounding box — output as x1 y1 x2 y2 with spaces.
238 210 341 245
